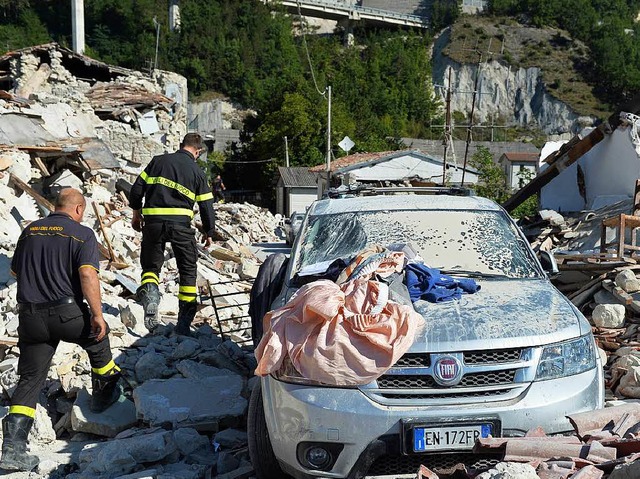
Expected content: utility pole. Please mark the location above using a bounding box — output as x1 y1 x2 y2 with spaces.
153 17 160 71
326 85 332 190
461 54 482 186
442 68 452 186
284 136 290 168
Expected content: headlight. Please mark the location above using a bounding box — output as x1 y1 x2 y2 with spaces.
272 357 356 388
535 335 596 381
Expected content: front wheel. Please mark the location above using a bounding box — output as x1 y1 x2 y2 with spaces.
247 380 291 479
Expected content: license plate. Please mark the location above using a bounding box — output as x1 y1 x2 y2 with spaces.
413 424 492 452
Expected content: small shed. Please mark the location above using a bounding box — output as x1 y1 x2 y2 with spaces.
498 152 540 189
276 166 318 217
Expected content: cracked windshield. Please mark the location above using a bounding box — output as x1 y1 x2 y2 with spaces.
295 209 541 279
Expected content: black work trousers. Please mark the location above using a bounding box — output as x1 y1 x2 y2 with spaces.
140 221 198 303
13 301 113 410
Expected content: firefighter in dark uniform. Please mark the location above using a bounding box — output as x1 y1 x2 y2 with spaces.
2 188 121 472
129 132 224 335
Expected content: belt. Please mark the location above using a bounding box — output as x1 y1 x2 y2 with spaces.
18 297 77 312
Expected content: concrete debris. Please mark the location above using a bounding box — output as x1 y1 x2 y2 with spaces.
476 462 539 479
132 376 247 430
0 46 280 479
593 304 627 328
520 204 640 409
71 389 137 438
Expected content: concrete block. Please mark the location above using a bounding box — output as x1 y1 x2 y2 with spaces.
133 376 247 430
593 304 626 328
616 269 640 293
477 462 539 479
71 389 137 438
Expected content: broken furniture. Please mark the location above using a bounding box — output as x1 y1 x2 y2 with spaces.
600 179 640 258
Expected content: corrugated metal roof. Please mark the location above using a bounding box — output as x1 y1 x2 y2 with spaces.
309 149 479 175
310 150 399 172
278 166 318 187
500 152 539 163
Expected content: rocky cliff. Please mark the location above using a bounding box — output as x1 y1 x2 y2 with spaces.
431 27 597 136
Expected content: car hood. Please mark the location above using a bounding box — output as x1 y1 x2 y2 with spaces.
408 278 589 353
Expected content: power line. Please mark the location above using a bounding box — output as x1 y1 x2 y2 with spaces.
213 158 277 164
296 0 327 97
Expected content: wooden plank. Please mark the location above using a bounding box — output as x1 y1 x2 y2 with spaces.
9 173 118 262
0 336 18 346
559 262 630 272
92 201 116 262
198 244 243 264
9 172 54 210
602 279 640 313
567 273 608 300
33 156 50 176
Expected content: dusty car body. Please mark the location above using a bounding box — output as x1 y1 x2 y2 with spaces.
285 211 305 246
248 192 604 479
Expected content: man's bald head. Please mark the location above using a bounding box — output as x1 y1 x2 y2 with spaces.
55 188 87 222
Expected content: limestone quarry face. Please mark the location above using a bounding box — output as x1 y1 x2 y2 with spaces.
431 28 597 135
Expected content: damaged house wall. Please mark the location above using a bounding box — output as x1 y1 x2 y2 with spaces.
0 43 187 167
541 126 640 212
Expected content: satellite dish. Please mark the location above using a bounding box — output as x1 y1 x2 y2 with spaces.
338 136 355 153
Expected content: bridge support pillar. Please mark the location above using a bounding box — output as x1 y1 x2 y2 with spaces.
337 18 356 46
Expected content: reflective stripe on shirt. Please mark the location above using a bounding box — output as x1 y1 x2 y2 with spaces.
140 171 196 201
142 207 194 218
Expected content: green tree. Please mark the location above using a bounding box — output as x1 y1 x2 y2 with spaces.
468 147 509 203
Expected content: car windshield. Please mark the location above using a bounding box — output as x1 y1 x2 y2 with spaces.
293 209 541 279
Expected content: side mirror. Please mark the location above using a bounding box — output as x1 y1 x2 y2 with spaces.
539 250 559 278
284 218 291 225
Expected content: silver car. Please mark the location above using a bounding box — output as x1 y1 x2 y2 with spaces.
248 192 604 479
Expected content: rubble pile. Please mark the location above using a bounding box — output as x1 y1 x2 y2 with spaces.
417 404 640 478
0 162 278 478
520 204 640 400
0 42 289 479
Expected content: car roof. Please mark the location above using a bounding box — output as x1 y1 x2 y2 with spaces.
308 194 502 216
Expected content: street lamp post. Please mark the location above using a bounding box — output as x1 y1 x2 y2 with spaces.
153 17 160 71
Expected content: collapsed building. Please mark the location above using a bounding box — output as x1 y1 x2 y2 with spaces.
0 44 285 478
1 42 640 479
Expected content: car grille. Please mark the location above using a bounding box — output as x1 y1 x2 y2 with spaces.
363 348 529 405
379 389 514 400
393 353 431 368
366 453 502 476
377 370 516 389
464 348 522 364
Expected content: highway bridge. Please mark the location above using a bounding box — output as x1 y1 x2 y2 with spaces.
264 0 429 29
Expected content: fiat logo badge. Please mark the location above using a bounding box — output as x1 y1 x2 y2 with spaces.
433 356 463 386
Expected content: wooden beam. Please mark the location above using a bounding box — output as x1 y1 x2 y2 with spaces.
9 173 54 210
92 201 116 262
8 173 118 262
503 93 640 212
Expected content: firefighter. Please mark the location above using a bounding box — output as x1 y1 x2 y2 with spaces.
129 132 225 335
2 188 121 472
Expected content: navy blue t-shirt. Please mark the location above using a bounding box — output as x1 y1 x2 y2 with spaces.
11 212 100 304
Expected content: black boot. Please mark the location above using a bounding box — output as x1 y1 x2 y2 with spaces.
0 414 39 472
175 300 197 336
137 283 161 331
91 366 122 413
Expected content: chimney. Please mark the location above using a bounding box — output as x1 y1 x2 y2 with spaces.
72 0 85 55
